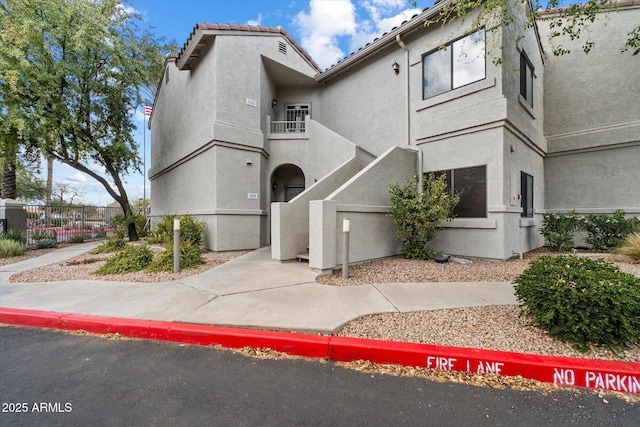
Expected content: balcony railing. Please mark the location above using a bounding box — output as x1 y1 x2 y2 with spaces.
270 120 306 134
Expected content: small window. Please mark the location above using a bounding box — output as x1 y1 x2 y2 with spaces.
521 172 533 218
423 29 486 99
429 165 487 218
520 52 534 107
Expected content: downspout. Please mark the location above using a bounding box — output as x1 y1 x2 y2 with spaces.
396 34 422 192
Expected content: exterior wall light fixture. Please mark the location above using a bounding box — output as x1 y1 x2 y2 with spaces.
272 182 277 191
272 99 278 108
392 61 400 75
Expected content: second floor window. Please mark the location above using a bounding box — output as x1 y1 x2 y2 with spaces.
520 52 534 107
422 29 486 100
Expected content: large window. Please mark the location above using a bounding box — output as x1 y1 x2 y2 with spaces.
520 52 534 107
429 165 487 218
521 172 533 218
422 29 486 99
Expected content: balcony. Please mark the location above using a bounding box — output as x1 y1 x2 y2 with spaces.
269 120 306 134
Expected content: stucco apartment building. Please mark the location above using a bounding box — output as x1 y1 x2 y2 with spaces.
149 0 640 273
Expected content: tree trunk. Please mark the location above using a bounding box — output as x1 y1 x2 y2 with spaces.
45 156 53 227
1 159 17 199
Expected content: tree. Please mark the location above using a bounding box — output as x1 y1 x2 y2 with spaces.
52 181 85 205
421 0 639 59
388 174 459 259
0 159 45 202
0 0 171 240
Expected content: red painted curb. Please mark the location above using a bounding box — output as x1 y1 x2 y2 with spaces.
1 307 638 394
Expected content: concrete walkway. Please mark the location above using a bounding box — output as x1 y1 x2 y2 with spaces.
0 243 517 333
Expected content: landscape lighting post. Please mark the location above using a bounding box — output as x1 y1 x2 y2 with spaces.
174 218 181 273
342 218 350 279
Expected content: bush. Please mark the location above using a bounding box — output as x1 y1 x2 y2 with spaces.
69 235 85 244
112 213 149 238
539 211 580 251
31 229 57 242
615 232 640 262
388 174 459 259
91 235 127 254
514 255 640 352
148 214 205 247
582 210 640 251
146 241 204 272
36 239 57 249
147 214 175 245
0 229 27 244
94 244 153 275
0 239 28 258
540 210 639 252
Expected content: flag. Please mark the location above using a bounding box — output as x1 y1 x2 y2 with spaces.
144 104 153 117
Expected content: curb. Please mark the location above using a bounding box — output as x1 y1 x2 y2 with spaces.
1 308 638 395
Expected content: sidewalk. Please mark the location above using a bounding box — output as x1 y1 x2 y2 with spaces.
0 243 517 333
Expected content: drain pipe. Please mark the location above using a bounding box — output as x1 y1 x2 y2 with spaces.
395 34 410 147
395 34 422 192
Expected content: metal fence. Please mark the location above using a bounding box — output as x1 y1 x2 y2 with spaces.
25 205 121 245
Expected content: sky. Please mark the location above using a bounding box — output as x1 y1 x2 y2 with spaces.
42 0 435 207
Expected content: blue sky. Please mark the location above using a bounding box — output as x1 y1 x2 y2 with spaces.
44 0 435 206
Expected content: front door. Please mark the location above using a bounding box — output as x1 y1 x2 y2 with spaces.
285 103 310 132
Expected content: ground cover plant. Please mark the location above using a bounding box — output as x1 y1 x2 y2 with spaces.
93 244 154 275
615 232 640 263
146 241 204 272
514 254 640 352
91 236 127 254
0 239 27 258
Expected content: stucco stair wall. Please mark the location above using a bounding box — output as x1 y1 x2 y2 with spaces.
309 146 418 273
271 148 373 261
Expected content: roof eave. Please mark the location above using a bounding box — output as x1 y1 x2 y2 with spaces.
315 1 449 82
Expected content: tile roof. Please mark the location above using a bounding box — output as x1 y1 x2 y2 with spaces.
177 23 322 73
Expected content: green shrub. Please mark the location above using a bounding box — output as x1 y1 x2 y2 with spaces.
36 239 57 249
0 239 28 258
388 174 459 259
178 214 205 247
539 211 580 251
91 235 127 254
112 213 149 238
0 229 27 244
582 210 640 251
148 214 205 247
147 214 176 245
31 229 57 241
69 235 85 244
514 255 640 352
146 241 204 272
94 244 153 275
615 232 640 262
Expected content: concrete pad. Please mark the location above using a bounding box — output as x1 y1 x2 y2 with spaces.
373 282 517 312
56 282 215 321
178 283 397 333
0 281 139 311
180 247 319 294
461 282 518 305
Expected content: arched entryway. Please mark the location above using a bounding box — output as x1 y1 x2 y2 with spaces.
271 164 305 202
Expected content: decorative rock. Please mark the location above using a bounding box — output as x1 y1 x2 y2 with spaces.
449 256 472 265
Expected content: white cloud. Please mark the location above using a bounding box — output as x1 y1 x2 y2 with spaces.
293 0 421 69
246 13 263 26
67 172 87 183
294 0 357 68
